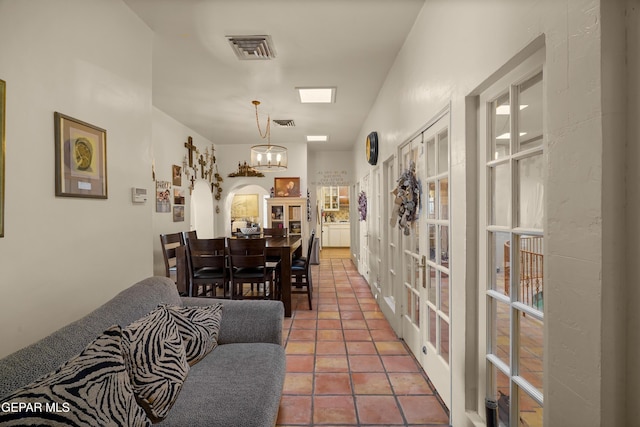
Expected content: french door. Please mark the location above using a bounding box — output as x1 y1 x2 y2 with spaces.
399 111 451 409
479 49 545 426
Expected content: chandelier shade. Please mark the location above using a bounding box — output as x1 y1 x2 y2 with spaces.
250 143 288 170
249 100 287 172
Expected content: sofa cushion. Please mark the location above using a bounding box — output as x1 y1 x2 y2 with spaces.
164 303 223 366
122 306 189 423
0 325 151 427
159 342 286 427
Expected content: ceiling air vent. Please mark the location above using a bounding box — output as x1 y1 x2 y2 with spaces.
273 119 295 127
226 35 276 60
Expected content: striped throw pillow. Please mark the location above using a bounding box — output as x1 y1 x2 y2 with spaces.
0 325 151 426
164 304 223 365
122 306 189 423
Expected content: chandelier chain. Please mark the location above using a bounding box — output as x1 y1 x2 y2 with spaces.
253 101 271 144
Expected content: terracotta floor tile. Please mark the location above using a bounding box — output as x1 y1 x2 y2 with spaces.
283 373 314 394
343 329 372 341
288 329 316 341
349 355 386 372
397 395 449 424
381 356 422 372
375 341 409 355
346 341 378 355
342 319 368 330
315 355 349 372
356 395 404 424
286 341 316 355
341 311 365 320
292 319 318 330
313 395 357 424
352 372 393 395
277 395 312 425
388 373 435 394
286 355 315 372
281 251 450 426
316 329 344 341
314 372 352 394
316 341 347 355
370 329 400 341
317 319 342 329
318 311 341 320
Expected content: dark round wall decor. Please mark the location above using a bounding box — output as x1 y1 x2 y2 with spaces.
366 131 378 165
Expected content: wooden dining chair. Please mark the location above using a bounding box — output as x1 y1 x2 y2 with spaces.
160 232 183 284
181 229 198 245
290 229 315 309
185 237 228 298
227 238 278 300
293 229 316 266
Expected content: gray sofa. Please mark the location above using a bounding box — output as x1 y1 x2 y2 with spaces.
0 276 286 426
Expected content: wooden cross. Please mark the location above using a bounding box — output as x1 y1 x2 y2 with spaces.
198 155 207 179
184 136 196 167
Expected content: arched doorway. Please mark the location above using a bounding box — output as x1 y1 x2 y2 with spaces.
190 180 214 238
220 184 270 237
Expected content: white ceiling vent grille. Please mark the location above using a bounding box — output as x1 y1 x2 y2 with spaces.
273 119 295 127
226 35 276 60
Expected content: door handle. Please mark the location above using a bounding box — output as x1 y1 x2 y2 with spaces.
420 255 427 288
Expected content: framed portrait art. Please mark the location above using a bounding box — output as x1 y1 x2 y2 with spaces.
54 112 107 198
274 177 300 198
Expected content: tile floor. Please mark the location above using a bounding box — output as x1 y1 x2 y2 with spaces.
277 248 450 426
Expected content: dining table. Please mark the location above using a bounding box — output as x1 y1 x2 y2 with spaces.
175 234 302 316
262 234 302 317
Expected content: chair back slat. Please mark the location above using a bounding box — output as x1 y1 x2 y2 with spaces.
187 238 226 270
262 227 287 238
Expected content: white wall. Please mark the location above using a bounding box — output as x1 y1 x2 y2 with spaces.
351 1 623 426
0 0 154 358
151 107 215 275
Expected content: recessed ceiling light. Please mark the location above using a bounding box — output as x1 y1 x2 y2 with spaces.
306 135 328 142
296 87 336 104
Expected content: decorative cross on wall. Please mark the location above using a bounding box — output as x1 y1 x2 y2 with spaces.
198 155 207 179
184 136 196 167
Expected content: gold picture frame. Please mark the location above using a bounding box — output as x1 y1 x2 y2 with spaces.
54 112 107 198
0 79 5 237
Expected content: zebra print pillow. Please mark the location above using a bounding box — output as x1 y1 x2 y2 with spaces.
121 306 189 423
0 325 151 426
164 303 223 365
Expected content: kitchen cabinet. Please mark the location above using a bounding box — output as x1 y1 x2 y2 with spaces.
322 222 350 247
322 186 339 211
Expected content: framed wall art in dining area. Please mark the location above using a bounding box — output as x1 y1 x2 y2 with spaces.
0 79 5 237
274 177 300 198
54 112 107 199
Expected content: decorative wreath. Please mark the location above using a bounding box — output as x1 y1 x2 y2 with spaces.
358 191 367 221
390 161 421 235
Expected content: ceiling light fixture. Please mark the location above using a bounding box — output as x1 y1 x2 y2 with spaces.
306 135 328 142
250 100 287 171
296 87 336 103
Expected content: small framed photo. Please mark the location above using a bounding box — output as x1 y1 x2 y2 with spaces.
173 188 185 205
172 164 182 186
173 205 185 222
54 112 107 198
274 177 300 198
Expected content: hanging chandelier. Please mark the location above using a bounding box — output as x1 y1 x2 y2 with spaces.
250 100 288 171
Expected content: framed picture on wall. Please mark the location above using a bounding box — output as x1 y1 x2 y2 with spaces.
274 177 300 198
156 180 171 213
54 112 108 199
173 205 184 222
0 79 5 237
172 164 182 186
